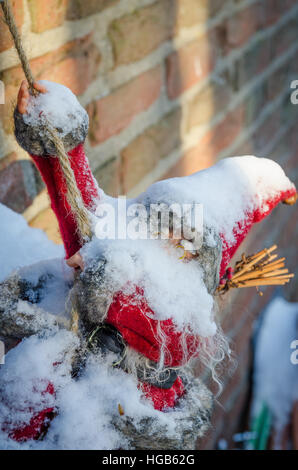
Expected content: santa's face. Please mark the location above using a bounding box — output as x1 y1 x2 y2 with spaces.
167 231 199 262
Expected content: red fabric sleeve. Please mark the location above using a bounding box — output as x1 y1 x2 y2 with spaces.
30 144 100 258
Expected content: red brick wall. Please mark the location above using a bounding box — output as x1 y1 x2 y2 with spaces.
0 0 297 449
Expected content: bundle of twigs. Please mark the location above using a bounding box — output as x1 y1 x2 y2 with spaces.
217 245 294 294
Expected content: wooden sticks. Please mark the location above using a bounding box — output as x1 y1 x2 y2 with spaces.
217 245 294 294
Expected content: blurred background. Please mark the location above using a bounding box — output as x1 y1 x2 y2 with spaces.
0 0 297 449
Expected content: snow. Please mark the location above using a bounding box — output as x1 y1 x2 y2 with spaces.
252 296 298 448
18 259 73 318
23 80 88 137
136 156 295 247
83 238 216 337
0 203 63 282
0 330 184 450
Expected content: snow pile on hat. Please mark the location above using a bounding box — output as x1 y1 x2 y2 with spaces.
135 155 296 277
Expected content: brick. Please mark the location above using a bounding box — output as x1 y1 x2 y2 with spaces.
87 66 162 145
197 349 252 449
28 0 69 33
208 0 230 17
166 34 217 99
220 348 251 407
121 109 181 193
215 5 262 59
231 290 274 358
0 34 100 133
174 0 208 31
197 105 244 157
165 106 244 179
67 0 120 20
271 18 298 59
263 0 295 27
174 0 228 31
0 0 24 53
281 90 298 127
267 63 291 101
0 34 100 91
187 79 233 131
0 83 17 134
236 37 271 89
221 288 256 336
232 139 255 156
109 0 175 66
35 34 101 95
221 381 250 445
222 3 263 53
252 112 281 153
165 145 214 180
244 82 267 127
0 152 18 172
93 156 121 197
197 351 252 449
289 54 298 81
0 160 43 213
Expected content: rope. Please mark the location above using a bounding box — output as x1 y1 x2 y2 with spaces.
1 0 35 91
1 0 92 241
46 127 92 239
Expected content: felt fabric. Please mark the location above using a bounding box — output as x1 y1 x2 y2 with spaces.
106 288 200 367
219 188 297 278
140 376 185 411
30 144 99 258
9 407 55 442
4 382 55 442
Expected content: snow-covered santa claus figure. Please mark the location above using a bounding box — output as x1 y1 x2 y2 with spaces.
0 79 296 449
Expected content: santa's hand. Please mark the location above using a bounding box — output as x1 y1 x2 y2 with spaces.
66 251 84 271
14 79 89 156
17 80 47 114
